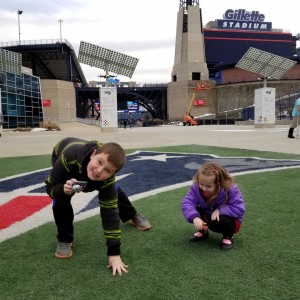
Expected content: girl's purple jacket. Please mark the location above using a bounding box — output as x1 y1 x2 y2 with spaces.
181 183 246 223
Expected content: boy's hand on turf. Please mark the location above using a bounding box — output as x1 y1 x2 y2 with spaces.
107 256 128 276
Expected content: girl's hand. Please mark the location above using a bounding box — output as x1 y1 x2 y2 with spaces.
193 217 206 231
211 209 220 221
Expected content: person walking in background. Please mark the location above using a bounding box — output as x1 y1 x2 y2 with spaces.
129 119 133 129
181 162 245 250
288 97 300 138
45 137 151 276
0 111 3 137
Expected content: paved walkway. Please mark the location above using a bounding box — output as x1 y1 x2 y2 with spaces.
0 122 298 157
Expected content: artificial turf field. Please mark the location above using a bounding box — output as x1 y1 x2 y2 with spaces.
0 145 299 300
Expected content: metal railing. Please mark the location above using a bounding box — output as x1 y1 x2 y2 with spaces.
0 38 74 49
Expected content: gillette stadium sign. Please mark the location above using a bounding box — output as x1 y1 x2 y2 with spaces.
217 9 272 31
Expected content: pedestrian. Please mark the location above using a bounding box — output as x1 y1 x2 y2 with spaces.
44 137 151 276
129 119 134 129
181 162 245 250
123 120 127 129
0 111 3 137
287 97 300 138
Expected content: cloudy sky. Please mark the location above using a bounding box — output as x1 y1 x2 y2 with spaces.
1 0 299 84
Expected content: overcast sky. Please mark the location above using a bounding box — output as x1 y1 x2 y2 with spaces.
1 0 299 84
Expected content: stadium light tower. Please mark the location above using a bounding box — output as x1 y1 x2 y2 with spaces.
58 19 63 43
17 10 23 45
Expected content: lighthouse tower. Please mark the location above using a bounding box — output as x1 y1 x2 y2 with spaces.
167 0 213 121
172 0 209 82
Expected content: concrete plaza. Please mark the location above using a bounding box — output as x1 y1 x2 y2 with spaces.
0 122 298 158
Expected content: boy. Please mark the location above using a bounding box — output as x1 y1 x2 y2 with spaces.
44 137 151 276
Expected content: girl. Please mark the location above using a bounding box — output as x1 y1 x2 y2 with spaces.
181 162 245 250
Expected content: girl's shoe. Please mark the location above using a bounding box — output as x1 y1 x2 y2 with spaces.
189 230 209 242
220 237 234 250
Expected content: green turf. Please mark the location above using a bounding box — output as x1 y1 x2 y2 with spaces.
0 154 51 178
1 144 300 178
1 145 299 299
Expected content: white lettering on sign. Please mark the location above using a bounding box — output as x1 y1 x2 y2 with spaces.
223 9 265 22
221 21 268 30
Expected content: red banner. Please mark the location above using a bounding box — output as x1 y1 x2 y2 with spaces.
42 99 51 107
193 99 206 106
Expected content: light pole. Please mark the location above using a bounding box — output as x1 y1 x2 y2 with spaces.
58 19 63 43
17 10 23 45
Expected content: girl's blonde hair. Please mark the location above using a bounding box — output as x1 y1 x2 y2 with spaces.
193 162 233 191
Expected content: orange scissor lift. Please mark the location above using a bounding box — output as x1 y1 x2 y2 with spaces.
183 82 211 126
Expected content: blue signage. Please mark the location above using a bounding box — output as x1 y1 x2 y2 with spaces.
217 20 272 31
223 9 265 22
108 78 120 84
217 8 272 32
127 101 138 110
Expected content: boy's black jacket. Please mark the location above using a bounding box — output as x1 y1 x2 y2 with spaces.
45 137 121 256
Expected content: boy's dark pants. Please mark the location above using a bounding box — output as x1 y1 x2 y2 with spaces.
197 207 240 239
52 187 137 243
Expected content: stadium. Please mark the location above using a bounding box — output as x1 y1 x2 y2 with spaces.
0 1 300 129
1 3 299 298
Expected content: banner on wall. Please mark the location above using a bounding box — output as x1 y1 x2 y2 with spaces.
42 99 51 107
193 99 206 106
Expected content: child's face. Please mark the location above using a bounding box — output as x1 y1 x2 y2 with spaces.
87 151 117 181
198 173 218 198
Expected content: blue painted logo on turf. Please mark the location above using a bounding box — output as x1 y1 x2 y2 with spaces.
1 151 300 242
2 151 299 195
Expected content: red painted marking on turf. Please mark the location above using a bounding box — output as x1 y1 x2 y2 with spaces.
0 196 52 229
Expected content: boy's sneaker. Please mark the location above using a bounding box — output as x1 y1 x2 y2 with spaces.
55 242 73 259
189 230 209 242
220 237 234 251
130 213 151 231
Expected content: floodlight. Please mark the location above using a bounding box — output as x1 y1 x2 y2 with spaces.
0 49 22 76
235 47 296 80
78 41 139 78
